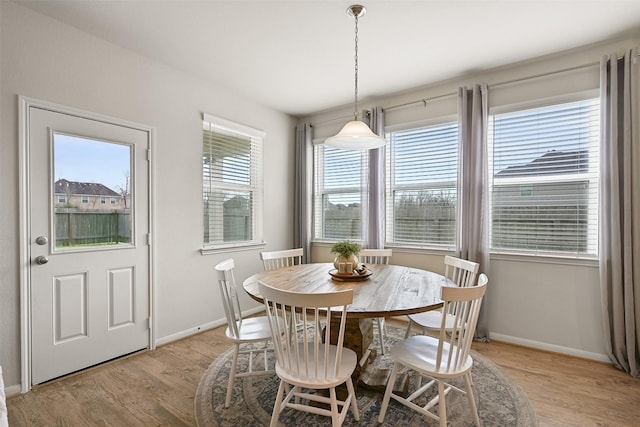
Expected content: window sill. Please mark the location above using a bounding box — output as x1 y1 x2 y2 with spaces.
200 241 266 255
489 251 598 267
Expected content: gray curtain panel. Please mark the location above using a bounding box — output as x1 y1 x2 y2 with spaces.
294 123 313 263
599 48 640 377
457 84 490 341
365 107 386 249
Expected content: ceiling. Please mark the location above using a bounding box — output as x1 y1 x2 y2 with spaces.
14 0 640 117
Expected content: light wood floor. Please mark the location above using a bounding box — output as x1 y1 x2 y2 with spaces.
7 320 640 426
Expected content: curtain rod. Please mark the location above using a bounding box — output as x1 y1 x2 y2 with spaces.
384 91 458 113
309 113 354 128
492 50 639 90
310 50 638 127
488 61 599 90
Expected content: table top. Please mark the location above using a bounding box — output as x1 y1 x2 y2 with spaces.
242 262 451 319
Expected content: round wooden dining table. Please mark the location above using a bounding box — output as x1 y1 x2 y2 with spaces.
243 262 452 387
243 262 449 318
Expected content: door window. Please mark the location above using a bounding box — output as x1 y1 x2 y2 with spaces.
53 133 133 251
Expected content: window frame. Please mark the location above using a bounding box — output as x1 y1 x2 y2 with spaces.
312 140 368 243
384 116 459 251
487 91 600 259
201 114 265 252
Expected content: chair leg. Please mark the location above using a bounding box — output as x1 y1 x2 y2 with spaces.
404 318 413 338
378 362 399 423
225 344 240 408
329 387 340 427
346 377 360 421
464 372 481 427
270 380 286 427
438 379 447 427
377 318 386 355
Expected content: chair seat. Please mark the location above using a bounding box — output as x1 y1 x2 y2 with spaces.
390 335 473 379
226 316 273 342
276 344 358 389
408 310 457 331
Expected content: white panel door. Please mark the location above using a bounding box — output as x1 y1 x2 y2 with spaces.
28 106 150 384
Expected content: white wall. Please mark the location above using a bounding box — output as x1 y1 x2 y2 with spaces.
0 2 296 390
306 37 640 362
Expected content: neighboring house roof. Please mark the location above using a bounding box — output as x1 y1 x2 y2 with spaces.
495 149 588 177
55 179 120 197
223 195 249 209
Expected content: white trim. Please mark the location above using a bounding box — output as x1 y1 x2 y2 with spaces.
202 113 265 139
362 316 610 363
490 333 611 363
200 241 266 255
18 96 157 392
383 113 458 133
154 306 265 346
3 383 22 399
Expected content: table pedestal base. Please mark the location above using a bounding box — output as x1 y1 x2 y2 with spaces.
328 317 373 384
327 317 409 396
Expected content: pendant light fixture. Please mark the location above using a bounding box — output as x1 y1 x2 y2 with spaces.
324 4 386 150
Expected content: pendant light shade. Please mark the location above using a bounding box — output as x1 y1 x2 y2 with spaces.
324 120 386 150
325 4 386 151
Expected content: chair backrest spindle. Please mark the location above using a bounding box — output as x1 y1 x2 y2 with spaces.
215 258 242 339
436 282 487 374
260 248 304 271
359 248 392 265
444 255 479 288
259 281 353 382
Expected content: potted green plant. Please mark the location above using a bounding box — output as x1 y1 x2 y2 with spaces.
330 240 361 272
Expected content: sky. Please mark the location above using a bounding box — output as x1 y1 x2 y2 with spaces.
53 133 131 192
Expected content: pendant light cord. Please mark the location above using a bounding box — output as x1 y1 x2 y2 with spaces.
353 12 359 121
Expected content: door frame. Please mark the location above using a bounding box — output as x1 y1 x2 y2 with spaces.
18 96 157 393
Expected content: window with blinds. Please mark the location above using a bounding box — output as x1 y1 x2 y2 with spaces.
313 145 367 241
488 97 600 256
202 114 263 248
386 121 458 248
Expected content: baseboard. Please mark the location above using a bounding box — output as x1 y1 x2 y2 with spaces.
489 333 611 363
392 315 611 363
4 383 22 398
155 306 265 346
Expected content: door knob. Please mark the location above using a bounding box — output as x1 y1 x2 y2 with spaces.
35 236 48 245
34 255 49 265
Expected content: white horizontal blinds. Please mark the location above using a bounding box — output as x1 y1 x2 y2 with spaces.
203 116 263 246
386 122 458 248
488 98 600 255
313 145 367 240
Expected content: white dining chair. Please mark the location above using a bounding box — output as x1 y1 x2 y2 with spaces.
405 255 479 338
260 248 304 271
259 281 360 427
378 280 488 426
260 248 305 331
358 248 392 356
215 258 275 408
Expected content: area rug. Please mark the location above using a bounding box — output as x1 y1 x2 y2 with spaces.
195 324 538 426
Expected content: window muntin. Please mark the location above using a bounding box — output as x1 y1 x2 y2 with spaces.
313 145 366 241
488 98 600 256
386 121 458 248
202 114 264 249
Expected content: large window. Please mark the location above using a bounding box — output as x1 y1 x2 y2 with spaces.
386 121 459 248
202 114 264 249
488 97 600 256
313 145 367 240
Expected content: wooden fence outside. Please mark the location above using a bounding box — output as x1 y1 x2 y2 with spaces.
55 209 131 247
